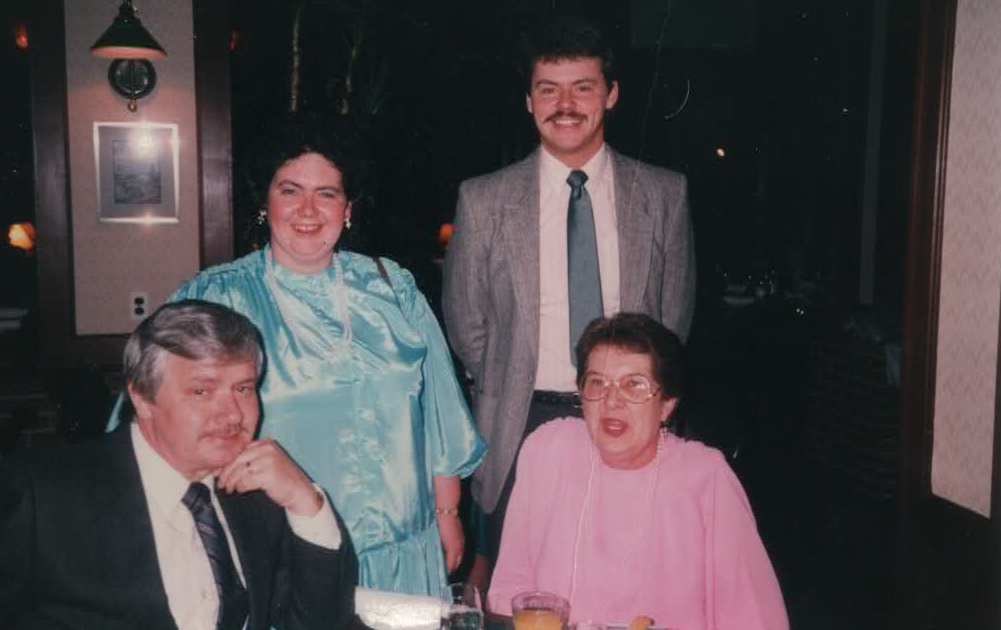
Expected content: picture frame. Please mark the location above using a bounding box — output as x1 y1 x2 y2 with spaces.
93 122 179 223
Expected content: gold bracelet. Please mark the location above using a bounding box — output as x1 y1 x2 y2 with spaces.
435 506 459 517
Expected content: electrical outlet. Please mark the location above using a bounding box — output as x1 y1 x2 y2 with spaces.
130 291 150 321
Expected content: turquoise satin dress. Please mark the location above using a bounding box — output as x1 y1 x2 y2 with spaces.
116 247 485 597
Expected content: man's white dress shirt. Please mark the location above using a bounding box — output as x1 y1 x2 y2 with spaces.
131 424 340 630
535 144 621 392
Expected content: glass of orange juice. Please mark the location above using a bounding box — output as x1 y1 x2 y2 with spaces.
511 591 570 630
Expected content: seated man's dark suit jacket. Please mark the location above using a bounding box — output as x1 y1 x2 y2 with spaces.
0 426 358 630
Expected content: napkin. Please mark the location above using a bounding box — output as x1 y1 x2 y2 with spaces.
356 587 443 630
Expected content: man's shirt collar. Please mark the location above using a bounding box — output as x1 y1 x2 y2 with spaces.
539 143 610 196
132 423 207 524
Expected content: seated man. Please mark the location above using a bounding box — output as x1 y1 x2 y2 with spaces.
0 300 358 630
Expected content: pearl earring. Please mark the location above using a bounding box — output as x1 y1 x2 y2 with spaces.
256 207 267 226
345 217 352 229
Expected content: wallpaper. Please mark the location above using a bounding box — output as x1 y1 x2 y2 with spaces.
63 0 200 335
932 0 1001 518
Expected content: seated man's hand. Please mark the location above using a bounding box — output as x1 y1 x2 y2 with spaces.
216 439 323 516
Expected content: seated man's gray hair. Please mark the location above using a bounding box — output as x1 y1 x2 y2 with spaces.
123 299 265 404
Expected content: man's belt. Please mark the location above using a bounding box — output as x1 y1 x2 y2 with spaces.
531 390 582 407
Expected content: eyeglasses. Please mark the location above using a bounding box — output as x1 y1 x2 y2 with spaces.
580 373 660 404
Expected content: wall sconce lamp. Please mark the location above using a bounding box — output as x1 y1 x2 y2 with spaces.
8 222 36 253
91 0 167 112
13 23 29 50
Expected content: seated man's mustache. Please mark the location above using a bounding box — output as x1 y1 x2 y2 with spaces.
206 426 248 438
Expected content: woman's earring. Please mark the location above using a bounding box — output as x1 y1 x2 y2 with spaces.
256 207 267 226
344 217 352 229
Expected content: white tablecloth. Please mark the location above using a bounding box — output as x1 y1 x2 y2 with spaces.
356 587 443 630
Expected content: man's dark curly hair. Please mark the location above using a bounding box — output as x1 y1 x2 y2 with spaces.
520 14 617 93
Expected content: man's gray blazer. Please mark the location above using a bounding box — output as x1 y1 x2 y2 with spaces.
442 146 696 512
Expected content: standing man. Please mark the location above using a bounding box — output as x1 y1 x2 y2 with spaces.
442 15 696 568
0 300 358 630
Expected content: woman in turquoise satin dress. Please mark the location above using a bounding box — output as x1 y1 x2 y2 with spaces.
115 113 485 596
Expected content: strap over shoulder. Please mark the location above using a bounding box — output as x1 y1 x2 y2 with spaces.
374 256 402 310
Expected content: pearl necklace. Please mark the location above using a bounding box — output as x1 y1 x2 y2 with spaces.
265 249 353 361
568 432 665 622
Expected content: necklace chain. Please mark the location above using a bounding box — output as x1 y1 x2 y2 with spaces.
570 432 665 622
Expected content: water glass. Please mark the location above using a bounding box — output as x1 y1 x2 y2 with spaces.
442 582 484 630
511 591 570 630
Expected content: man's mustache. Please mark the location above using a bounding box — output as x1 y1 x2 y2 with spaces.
545 110 586 124
204 426 250 439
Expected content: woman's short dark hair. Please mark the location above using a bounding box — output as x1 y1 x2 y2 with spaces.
520 14 617 93
575 312 684 399
246 111 371 251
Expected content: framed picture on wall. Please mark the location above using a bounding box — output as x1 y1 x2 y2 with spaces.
93 122 179 223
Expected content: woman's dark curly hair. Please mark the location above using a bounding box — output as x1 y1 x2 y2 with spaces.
246 111 372 252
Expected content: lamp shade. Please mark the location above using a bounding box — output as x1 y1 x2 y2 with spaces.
8 222 36 252
91 0 166 60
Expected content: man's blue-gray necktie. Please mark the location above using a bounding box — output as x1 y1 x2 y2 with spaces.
567 170 603 366
182 482 249 630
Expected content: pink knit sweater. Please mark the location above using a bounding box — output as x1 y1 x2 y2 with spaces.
488 419 788 630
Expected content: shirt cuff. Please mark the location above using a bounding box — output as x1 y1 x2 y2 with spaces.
286 484 342 550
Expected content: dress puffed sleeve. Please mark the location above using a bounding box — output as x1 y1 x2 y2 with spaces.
167 262 262 311
385 260 486 479
704 456 789 630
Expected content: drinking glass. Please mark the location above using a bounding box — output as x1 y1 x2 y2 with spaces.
511 591 570 630
442 582 484 630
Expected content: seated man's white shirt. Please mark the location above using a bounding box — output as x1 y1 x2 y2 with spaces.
131 423 340 630
536 144 621 392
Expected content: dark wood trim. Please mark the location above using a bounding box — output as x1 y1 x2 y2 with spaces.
914 496 996 628
894 0 961 626
193 0 233 268
30 0 124 367
29 0 71 364
29 0 231 368
993 188 1001 620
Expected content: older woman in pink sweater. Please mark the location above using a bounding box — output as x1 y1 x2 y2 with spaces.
488 313 788 630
